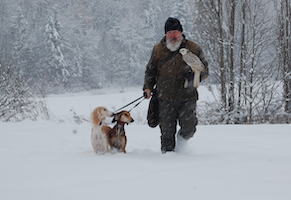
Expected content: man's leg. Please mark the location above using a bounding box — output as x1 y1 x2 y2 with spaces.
177 100 197 140
158 100 177 152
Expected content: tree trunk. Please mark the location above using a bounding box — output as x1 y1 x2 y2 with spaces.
228 0 236 113
283 0 291 113
218 0 226 109
238 0 246 116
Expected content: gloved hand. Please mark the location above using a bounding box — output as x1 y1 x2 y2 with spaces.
143 89 151 99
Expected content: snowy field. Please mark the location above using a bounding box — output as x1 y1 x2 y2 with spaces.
1 86 291 200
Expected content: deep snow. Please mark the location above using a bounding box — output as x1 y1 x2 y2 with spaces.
1 86 291 200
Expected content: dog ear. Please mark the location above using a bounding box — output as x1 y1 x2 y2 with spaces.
91 108 102 126
112 112 121 123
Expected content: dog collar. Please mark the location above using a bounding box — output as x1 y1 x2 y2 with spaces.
117 121 127 126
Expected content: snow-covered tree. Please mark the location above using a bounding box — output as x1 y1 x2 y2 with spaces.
0 50 48 121
44 5 70 91
170 0 194 39
276 0 291 114
194 0 227 111
194 0 279 124
111 0 155 85
240 0 277 123
11 6 29 61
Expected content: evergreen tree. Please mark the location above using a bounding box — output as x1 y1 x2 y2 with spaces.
44 5 70 91
145 0 160 40
112 0 155 85
11 6 30 77
170 0 194 39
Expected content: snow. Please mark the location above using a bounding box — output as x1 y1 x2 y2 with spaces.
1 86 291 200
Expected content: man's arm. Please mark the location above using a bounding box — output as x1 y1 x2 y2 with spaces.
143 46 158 99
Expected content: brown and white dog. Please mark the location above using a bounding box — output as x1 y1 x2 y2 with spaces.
91 106 113 154
109 111 134 153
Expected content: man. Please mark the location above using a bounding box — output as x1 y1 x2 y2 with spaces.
143 17 209 153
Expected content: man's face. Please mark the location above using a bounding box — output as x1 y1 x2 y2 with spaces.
166 30 182 43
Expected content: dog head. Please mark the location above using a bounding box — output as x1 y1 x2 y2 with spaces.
112 111 134 125
91 106 114 126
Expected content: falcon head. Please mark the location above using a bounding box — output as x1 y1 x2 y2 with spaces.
179 48 189 55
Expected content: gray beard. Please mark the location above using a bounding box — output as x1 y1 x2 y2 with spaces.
166 37 183 52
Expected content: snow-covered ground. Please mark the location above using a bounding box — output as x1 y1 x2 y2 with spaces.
1 86 291 200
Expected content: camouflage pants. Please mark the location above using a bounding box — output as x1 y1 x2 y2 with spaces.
158 99 197 152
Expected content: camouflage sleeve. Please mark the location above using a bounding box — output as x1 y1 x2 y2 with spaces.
143 46 158 91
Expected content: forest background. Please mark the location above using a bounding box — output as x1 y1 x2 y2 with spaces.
0 0 291 124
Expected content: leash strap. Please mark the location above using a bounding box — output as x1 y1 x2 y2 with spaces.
128 98 146 112
115 93 146 112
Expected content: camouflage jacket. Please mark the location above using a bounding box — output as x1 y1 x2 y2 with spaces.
143 35 209 102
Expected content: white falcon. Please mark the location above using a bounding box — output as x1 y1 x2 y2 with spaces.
179 48 205 88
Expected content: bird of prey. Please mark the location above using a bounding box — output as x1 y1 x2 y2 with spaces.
179 48 205 88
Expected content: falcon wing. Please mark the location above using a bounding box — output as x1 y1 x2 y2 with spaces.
182 52 205 72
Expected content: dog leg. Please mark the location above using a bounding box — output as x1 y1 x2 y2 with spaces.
122 136 127 153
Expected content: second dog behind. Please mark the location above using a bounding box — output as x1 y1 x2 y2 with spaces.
109 111 134 153
91 106 113 154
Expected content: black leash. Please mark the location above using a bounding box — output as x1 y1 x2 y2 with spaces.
115 92 147 113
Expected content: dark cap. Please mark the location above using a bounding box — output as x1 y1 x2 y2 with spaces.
164 17 183 34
